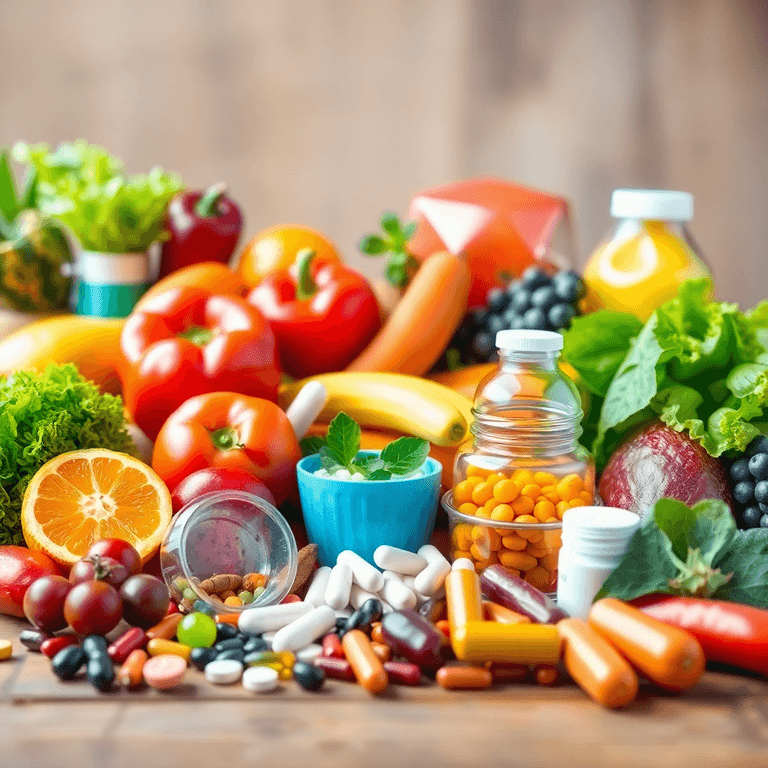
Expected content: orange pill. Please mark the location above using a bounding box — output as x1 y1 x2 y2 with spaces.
527 543 550 558
224 596 243 607
458 502 479 516
501 533 528 551
370 623 384 644
544 491 562 504
493 480 520 503
214 613 241 626
466 466 492 478
533 500 556 522
520 484 542 501
341 630 388 694
451 523 473 551
499 551 538 571
539 552 560 572
119 649 148 689
147 638 191 661
471 525 502 552
490 504 516 523
474 508 491 519
511 469 534 487
486 472 507 486
483 601 531 624
488 662 530 683
483 498 502 514
556 501 570 518
556 474 583 501
511 496 535 515
436 664 492 690
146 613 184 641
453 480 478 504
525 566 555 593
435 620 451 639
471 482 494 505
534 664 560 686
568 499 587 509
371 642 392 663
533 472 557 487
453 549 472 560
579 490 594 504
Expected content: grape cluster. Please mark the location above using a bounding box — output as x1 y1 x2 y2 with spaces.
729 435 768 528
444 267 586 367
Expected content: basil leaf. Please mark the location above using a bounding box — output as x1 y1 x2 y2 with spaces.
690 499 736 567
359 234 387 255
325 412 360 469
715 529 768 608
653 498 697 563
380 437 430 475
595 516 678 602
368 469 392 481
300 436 326 457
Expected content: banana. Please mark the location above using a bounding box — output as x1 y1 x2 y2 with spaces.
280 372 474 447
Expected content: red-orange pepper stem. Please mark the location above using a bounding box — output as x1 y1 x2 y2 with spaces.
295 248 318 300
194 182 228 218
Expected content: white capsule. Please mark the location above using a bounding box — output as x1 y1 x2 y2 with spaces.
261 631 277 647
349 583 380 610
295 643 323 664
414 558 451 597
304 566 332 607
325 563 353 610
452 558 476 572
373 545 428 576
417 544 448 565
238 602 312 635
378 573 417 610
336 550 385 593
242 665 280 693
271 606 336 653
205 659 244 685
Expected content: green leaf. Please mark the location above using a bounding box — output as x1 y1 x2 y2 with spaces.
368 468 392 481
380 212 402 238
689 499 736 566
351 454 383 475
300 436 326 457
385 262 408 288
380 437 430 475
318 446 344 473
715 529 768 608
325 412 361 469
595 516 678 602
0 150 19 223
653 498 697 563
359 235 387 255
19 168 38 210
726 363 768 399
401 221 417 240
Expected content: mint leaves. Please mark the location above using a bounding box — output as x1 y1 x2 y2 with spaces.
597 498 768 608
359 212 418 288
300 412 429 481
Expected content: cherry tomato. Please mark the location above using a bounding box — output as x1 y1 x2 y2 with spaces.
120 575 170 629
70 555 128 588
170 467 276 513
87 539 142 577
0 545 64 618
64 581 123 636
23 575 72 631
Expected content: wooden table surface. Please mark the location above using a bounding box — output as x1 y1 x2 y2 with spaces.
2 613 768 768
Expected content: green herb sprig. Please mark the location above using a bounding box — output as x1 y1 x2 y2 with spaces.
597 498 768 608
300 412 429 481
359 212 418 289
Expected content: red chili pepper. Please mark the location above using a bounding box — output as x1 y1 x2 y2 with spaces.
120 287 280 439
632 595 768 677
248 249 381 378
159 183 243 279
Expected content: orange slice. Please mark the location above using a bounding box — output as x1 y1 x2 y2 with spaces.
22 449 172 567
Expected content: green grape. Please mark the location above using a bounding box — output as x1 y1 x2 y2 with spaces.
176 612 217 648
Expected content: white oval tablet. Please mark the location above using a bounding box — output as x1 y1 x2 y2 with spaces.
204 659 244 685
242 665 280 693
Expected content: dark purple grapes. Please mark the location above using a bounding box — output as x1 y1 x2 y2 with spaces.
733 481 756 505
749 453 768 480
743 507 762 528
727 444 768 529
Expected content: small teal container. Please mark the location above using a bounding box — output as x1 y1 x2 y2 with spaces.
297 451 442 567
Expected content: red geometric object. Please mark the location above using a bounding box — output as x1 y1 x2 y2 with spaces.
407 177 575 307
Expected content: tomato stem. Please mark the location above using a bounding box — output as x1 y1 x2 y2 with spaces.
194 182 227 218
178 326 216 347
211 427 244 452
295 248 318 300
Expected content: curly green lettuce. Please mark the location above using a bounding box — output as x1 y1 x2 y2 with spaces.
0 364 135 545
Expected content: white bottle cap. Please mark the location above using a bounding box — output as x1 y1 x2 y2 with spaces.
610 189 693 222
495 329 563 352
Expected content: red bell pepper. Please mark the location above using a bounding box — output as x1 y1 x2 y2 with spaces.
632 594 768 677
159 183 243 279
152 392 300 505
120 287 280 440
248 249 381 378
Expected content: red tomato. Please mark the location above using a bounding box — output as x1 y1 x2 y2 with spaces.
152 392 301 505
69 555 128 588
171 467 277 513
64 581 123 636
0 546 64 618
87 539 142 577
120 575 170 629
23 575 72 631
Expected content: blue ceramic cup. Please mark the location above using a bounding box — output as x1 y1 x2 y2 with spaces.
296 451 442 567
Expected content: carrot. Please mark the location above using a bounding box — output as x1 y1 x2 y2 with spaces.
557 618 638 708
588 598 705 692
429 364 497 400
346 251 470 376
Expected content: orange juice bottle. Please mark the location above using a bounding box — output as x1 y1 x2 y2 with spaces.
583 190 711 321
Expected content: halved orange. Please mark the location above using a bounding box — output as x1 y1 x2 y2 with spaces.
22 449 172 567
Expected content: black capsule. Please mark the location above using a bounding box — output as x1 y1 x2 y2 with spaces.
82 635 109 659
216 648 245 663
51 645 87 680
190 646 218 671
214 637 245 654
360 598 383 624
292 661 325 692
19 628 50 652
343 609 370 636
86 656 115 692
243 636 269 654
215 622 239 643
334 617 348 633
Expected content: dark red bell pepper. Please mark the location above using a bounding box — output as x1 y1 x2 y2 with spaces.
120 287 280 439
247 249 381 378
159 183 243 278
632 594 768 677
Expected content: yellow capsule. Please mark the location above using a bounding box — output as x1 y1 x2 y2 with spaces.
471 482 494 505
533 472 557 486
0 639 12 661
452 621 561 664
147 639 191 661
490 504 516 523
493 479 520 503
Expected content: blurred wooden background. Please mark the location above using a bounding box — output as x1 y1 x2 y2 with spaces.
0 0 766 306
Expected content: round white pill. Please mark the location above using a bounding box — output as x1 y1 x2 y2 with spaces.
373 545 428 576
242 666 280 693
205 659 244 685
295 644 323 664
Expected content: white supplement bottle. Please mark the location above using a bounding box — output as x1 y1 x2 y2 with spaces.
556 506 640 620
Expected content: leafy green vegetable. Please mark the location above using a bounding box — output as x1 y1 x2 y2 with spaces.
597 498 768 608
308 412 430 481
562 279 768 468
13 141 183 253
0 364 135 546
359 212 418 288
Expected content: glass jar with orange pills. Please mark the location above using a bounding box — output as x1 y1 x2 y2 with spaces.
448 330 595 594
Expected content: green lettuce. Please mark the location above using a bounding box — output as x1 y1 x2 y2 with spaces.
562 278 768 468
0 364 135 545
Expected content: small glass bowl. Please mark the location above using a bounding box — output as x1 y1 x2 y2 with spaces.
443 490 562 596
160 491 298 613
